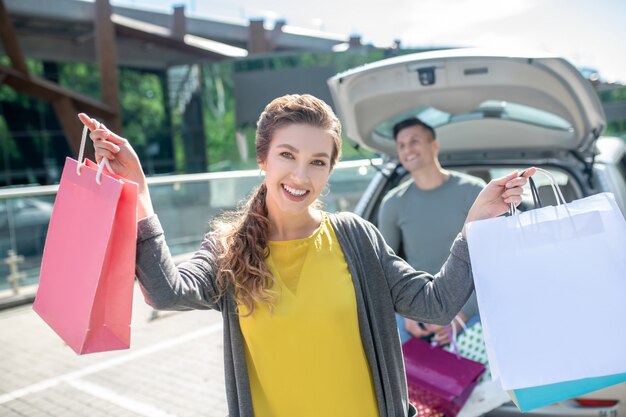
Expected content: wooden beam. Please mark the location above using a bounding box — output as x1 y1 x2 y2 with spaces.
52 96 94 160
172 5 186 40
266 20 285 51
94 0 122 133
0 0 29 74
0 64 117 119
248 19 269 54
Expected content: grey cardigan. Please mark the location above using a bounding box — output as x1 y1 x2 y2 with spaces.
135 211 474 417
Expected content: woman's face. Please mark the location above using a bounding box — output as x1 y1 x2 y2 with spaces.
260 123 335 218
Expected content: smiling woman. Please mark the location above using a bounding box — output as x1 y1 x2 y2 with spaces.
77 93 531 417
263 126 335 221
213 95 343 317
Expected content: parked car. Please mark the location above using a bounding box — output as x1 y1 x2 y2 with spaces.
328 48 626 417
0 197 53 257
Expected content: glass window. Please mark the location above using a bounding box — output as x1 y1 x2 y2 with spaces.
374 101 573 138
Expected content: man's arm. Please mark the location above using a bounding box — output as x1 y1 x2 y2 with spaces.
377 194 401 253
460 291 478 320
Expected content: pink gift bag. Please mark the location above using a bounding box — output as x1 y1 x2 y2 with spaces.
403 337 485 417
34 128 137 354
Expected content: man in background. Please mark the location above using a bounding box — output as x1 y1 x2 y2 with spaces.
378 117 486 344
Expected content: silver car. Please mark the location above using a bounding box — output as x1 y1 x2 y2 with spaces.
328 49 626 417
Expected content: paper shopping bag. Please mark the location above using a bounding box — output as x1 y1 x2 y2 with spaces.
445 322 491 383
440 322 509 417
33 157 137 354
466 192 626 399
507 372 626 412
403 337 485 417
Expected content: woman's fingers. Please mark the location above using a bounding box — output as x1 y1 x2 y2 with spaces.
520 167 537 178
94 141 120 156
494 167 537 188
78 113 98 130
95 148 117 160
94 128 125 145
503 168 536 189
501 186 524 199
504 195 523 205
504 177 528 189
502 167 537 205
89 128 110 141
491 170 519 186
91 132 121 152
500 167 537 202
89 127 125 145
78 113 125 145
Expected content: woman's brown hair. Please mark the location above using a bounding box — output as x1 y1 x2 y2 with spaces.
213 94 342 315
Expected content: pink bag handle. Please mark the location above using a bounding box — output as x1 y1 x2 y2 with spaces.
76 124 114 185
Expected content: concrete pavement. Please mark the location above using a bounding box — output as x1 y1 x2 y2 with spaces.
0 284 228 417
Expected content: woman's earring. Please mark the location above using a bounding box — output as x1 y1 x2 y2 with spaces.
320 184 330 198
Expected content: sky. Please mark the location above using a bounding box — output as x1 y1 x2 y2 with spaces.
115 0 626 83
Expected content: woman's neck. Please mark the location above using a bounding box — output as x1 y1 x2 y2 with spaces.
267 207 323 241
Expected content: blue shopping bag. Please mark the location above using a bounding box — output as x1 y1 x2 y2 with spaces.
508 373 626 412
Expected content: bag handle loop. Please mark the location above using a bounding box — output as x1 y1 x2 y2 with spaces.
440 315 468 359
510 168 569 216
76 124 114 185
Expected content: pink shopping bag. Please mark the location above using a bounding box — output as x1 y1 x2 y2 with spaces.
403 337 485 417
33 154 137 355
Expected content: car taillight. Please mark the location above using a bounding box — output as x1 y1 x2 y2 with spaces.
575 398 619 407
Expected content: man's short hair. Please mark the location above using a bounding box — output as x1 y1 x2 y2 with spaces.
392 117 436 141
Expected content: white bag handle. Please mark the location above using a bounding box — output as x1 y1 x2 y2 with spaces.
451 315 468 343
76 123 114 185
533 167 567 206
510 168 569 217
443 315 469 359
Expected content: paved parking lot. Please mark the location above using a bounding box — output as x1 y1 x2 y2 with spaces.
0 284 228 417
3 283 626 417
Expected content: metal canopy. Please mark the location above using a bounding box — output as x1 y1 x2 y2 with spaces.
3 0 347 69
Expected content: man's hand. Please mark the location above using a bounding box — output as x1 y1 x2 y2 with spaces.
424 313 468 346
424 324 450 346
404 318 433 339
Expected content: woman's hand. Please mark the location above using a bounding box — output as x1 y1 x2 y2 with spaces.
77 113 154 219
462 168 536 237
77 113 145 185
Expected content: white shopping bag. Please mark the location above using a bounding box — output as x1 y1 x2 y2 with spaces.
466 173 626 391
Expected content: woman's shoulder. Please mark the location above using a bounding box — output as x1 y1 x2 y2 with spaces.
327 211 378 236
327 212 387 259
327 210 364 224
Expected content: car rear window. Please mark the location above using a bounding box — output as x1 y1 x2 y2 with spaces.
374 101 573 138
395 167 577 206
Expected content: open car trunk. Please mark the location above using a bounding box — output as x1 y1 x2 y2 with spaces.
328 49 606 160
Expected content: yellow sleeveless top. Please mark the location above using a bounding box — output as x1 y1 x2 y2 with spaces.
238 214 379 417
